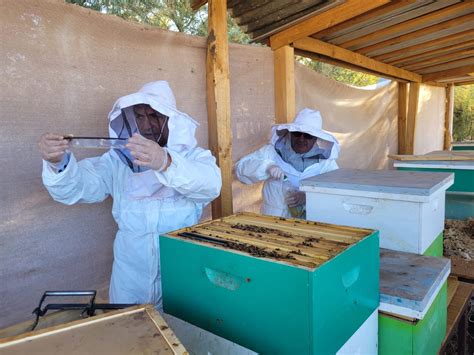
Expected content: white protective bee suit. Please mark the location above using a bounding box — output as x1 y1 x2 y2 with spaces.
236 108 339 218
42 81 221 307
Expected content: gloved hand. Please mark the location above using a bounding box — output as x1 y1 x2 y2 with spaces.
285 191 306 207
267 165 285 180
127 133 170 172
37 133 70 164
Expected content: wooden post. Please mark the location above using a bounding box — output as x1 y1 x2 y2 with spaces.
444 83 454 150
274 45 295 124
406 82 420 155
398 82 408 154
207 0 233 218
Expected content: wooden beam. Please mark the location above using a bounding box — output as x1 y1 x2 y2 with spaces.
357 14 474 56
190 0 207 11
293 37 422 82
406 82 420 155
295 49 409 82
418 58 474 75
402 49 474 71
389 40 474 67
374 30 474 63
398 82 408 154
455 80 474 86
269 0 390 50
274 45 295 124
422 64 474 82
207 0 233 218
444 83 454 150
340 2 473 50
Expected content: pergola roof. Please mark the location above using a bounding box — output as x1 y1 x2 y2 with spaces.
193 0 474 85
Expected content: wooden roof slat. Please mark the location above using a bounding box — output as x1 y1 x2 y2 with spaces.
313 0 426 41
244 1 334 35
373 29 474 62
270 0 390 50
293 37 421 82
402 49 474 71
338 2 473 50
422 64 474 82
229 0 273 18
236 0 322 28
320 1 462 44
356 13 474 56
417 57 474 75
387 40 474 66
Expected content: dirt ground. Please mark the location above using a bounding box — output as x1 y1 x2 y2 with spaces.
444 219 474 261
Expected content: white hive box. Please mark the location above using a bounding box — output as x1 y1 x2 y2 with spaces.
300 169 453 255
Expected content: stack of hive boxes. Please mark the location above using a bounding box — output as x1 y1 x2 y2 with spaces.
391 150 474 220
300 169 453 355
160 212 379 354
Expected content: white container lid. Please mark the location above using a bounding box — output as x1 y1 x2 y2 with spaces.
300 169 454 202
393 160 474 170
379 248 450 320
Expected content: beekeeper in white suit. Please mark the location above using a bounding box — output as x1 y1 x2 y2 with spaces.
38 81 221 308
236 108 339 218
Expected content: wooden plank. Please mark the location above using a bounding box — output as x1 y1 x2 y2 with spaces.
402 49 474 71
388 40 474 67
207 0 233 218
406 82 420 155
444 84 454 150
269 0 390 50
373 30 474 63
455 79 474 85
273 45 295 124
0 306 187 355
293 36 422 82
447 276 460 306
356 14 474 56
339 2 473 50
450 256 474 281
417 57 474 75
389 151 474 161
313 0 420 40
423 63 474 82
444 282 473 343
398 82 408 154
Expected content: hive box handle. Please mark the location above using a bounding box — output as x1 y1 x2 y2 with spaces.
204 267 243 291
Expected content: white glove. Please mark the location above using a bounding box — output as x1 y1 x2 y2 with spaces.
267 165 285 180
37 133 70 164
127 133 170 172
285 191 306 207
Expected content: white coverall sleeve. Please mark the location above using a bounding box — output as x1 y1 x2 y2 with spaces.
155 147 221 203
42 153 113 205
235 144 277 184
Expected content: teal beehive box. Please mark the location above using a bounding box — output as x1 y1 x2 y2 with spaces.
392 150 474 220
160 212 379 355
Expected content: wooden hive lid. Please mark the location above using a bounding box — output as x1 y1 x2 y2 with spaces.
166 212 374 269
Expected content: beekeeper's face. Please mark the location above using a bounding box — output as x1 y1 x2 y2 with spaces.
290 131 317 154
133 104 169 147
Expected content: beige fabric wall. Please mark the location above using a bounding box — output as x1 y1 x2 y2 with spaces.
1 0 443 329
414 85 446 154
295 65 399 170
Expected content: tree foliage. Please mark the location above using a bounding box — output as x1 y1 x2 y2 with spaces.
453 85 474 142
66 0 250 43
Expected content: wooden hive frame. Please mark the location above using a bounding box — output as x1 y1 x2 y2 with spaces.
0 305 188 355
168 212 374 269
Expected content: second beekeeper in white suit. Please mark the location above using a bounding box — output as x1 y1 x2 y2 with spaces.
236 108 339 218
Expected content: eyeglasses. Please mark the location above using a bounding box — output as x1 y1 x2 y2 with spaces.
291 131 315 139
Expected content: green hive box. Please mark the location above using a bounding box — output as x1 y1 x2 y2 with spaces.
160 213 380 355
378 249 450 355
393 152 474 220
